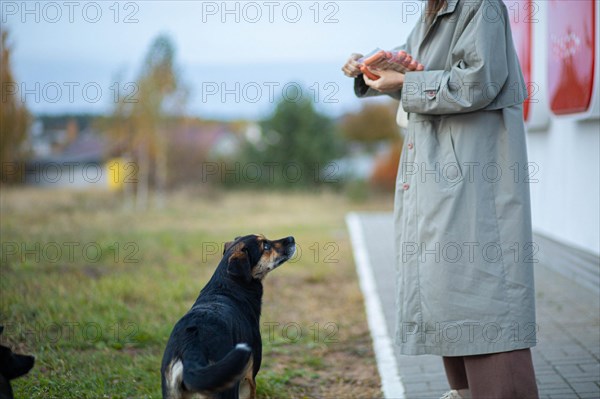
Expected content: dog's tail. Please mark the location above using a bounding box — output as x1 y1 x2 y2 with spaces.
182 343 252 394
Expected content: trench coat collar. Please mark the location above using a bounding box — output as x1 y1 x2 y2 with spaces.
420 0 459 48
438 0 459 16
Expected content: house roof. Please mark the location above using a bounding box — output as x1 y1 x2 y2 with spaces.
31 130 108 164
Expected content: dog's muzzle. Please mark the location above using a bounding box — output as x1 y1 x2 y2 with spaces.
275 236 296 267
283 236 296 258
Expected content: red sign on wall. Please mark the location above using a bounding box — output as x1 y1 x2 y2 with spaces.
548 0 596 115
504 0 533 121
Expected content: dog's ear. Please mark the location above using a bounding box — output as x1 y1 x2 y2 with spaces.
227 248 252 283
223 236 242 255
223 241 234 255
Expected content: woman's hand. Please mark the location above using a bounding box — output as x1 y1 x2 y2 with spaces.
363 67 405 93
342 53 363 78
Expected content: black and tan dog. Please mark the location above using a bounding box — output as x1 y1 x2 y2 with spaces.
161 234 296 399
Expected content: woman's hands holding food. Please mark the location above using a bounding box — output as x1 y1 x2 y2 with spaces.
341 53 364 78
363 67 405 93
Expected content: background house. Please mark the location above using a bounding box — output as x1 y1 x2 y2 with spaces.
25 117 111 189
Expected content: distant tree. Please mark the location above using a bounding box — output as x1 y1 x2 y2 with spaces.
339 101 404 192
241 93 343 189
0 29 30 184
340 102 400 145
107 34 187 209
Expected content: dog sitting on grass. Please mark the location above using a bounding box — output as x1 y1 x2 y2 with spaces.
0 326 35 399
161 234 296 399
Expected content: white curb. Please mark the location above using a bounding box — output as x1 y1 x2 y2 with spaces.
346 212 405 399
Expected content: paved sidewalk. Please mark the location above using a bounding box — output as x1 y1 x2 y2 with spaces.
347 212 600 399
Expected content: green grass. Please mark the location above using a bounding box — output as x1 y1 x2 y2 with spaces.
1 187 391 398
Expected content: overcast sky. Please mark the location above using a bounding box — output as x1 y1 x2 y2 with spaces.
4 1 423 120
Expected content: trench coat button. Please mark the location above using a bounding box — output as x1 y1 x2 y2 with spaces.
407 143 414 150
402 183 410 191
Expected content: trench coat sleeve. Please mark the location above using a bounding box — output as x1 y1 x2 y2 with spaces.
354 42 407 100
401 1 510 114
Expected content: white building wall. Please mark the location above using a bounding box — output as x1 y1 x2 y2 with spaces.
526 1 600 256
528 119 600 255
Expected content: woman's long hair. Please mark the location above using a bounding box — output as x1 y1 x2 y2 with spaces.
426 0 447 24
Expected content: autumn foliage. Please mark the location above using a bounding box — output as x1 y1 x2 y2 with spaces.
0 29 30 184
370 139 403 192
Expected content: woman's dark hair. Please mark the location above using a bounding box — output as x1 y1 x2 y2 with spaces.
426 0 447 24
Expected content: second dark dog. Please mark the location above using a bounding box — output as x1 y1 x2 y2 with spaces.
0 326 35 399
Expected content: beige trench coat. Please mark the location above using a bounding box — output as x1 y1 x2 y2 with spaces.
355 0 536 356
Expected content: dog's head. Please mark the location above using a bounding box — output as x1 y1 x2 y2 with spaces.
222 235 295 283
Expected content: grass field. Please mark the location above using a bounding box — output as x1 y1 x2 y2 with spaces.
0 187 393 399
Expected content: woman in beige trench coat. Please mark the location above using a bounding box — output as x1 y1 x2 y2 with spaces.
343 0 539 398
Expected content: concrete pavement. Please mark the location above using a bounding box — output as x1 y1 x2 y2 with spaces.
347 212 600 399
